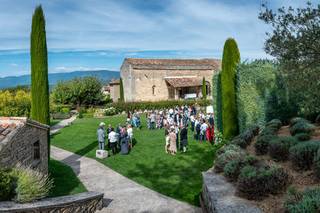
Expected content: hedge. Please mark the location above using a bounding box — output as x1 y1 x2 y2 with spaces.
108 99 210 112
236 60 277 132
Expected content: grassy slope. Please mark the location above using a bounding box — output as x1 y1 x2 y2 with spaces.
48 159 87 197
51 115 217 206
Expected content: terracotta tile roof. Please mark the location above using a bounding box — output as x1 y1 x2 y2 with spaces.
0 117 26 143
0 117 49 143
109 79 120 85
124 58 221 70
165 77 203 88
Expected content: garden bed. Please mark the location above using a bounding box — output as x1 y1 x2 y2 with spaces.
213 118 320 212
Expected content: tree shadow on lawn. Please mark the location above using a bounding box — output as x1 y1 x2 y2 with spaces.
75 140 98 156
126 144 217 206
48 159 87 197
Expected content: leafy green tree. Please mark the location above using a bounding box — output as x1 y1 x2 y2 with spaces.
202 77 207 100
259 2 320 118
30 5 49 125
221 38 240 139
119 78 124 102
51 77 103 107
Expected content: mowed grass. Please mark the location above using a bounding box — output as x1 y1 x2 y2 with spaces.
48 159 87 197
51 114 217 206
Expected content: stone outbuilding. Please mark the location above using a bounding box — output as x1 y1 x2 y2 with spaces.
0 117 49 173
108 79 121 102
120 58 221 102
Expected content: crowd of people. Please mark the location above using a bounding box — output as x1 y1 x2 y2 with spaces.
97 122 134 155
97 104 215 156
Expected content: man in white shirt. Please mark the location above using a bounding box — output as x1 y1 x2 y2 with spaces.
108 128 119 155
200 120 208 142
127 125 133 148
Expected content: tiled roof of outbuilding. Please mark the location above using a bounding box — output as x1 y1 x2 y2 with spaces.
0 117 49 143
165 77 204 88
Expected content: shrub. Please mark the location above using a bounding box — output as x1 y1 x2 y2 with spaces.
290 121 315 136
61 107 70 113
289 141 320 170
269 136 299 161
231 125 259 148
285 187 320 213
289 117 312 127
315 114 320 125
224 159 242 181
0 90 31 117
237 165 289 200
217 144 242 156
266 119 282 129
214 148 245 173
295 133 311 141
12 166 53 203
255 134 277 155
223 154 258 181
0 168 15 201
313 149 320 179
105 107 117 116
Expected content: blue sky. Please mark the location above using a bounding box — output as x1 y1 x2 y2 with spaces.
0 0 314 77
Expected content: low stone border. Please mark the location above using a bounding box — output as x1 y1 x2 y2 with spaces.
201 168 262 213
0 191 104 213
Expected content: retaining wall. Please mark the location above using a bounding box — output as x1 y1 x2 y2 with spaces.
0 191 103 213
201 169 262 213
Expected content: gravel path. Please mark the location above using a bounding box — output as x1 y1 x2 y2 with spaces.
50 118 201 213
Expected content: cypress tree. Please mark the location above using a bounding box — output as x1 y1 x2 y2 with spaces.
30 6 50 160
31 5 49 125
202 77 207 100
221 38 240 139
119 78 124 102
216 73 223 132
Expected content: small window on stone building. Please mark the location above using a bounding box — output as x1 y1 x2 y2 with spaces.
33 141 40 160
152 85 156 95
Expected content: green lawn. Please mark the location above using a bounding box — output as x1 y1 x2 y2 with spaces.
48 159 87 197
51 115 217 206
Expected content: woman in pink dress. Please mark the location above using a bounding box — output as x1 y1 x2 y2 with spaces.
169 127 177 155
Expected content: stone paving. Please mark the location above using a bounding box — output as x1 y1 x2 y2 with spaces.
50 118 201 213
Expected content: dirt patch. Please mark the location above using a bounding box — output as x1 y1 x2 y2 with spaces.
242 125 320 212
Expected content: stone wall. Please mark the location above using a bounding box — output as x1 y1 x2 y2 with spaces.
110 84 120 102
121 66 217 102
0 191 104 213
0 122 48 174
201 169 262 213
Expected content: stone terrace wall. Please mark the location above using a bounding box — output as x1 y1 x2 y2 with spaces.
0 192 103 213
201 169 262 213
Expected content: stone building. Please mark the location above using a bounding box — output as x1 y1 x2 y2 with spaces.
0 117 49 173
108 79 120 102
120 58 221 102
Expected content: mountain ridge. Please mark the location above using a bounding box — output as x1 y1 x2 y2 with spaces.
0 70 120 89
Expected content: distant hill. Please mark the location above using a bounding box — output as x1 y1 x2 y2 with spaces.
0 70 120 89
